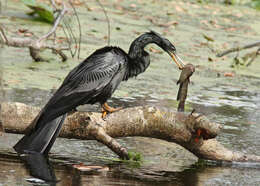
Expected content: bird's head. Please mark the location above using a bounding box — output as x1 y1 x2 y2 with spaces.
149 31 185 70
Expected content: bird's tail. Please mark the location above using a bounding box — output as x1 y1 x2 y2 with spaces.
13 114 67 155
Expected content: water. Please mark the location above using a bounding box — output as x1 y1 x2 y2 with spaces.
1 0 260 185
1 79 260 185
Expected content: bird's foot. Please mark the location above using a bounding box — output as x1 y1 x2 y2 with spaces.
101 103 122 119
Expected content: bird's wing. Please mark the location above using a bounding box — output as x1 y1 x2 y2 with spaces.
62 50 121 94
38 49 123 125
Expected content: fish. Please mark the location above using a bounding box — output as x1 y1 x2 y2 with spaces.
177 63 195 112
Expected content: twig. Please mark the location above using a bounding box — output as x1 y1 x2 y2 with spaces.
69 1 82 59
62 18 74 57
0 25 8 45
50 0 58 11
37 3 68 43
63 16 77 57
51 48 68 62
246 47 260 67
96 0 110 45
29 47 44 62
0 2 70 62
216 41 260 57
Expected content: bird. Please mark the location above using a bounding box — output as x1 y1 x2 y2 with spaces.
13 31 185 155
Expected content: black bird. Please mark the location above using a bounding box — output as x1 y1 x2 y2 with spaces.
13 31 184 155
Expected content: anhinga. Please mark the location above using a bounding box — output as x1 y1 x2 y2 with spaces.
14 31 185 155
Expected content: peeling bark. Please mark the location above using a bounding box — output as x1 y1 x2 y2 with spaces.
0 102 260 162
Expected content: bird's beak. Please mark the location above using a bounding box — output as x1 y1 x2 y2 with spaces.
170 52 185 70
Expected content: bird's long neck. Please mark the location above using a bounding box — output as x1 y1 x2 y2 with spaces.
128 33 160 59
124 33 160 80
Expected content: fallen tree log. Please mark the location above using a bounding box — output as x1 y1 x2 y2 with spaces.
0 102 260 162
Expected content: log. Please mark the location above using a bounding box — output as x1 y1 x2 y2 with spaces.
0 102 260 162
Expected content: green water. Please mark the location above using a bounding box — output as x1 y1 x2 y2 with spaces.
0 0 260 185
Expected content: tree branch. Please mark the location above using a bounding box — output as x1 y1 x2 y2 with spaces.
246 47 260 67
37 3 68 43
0 102 259 163
0 32 69 61
0 25 8 45
69 1 81 59
50 0 58 11
0 3 69 62
216 41 260 57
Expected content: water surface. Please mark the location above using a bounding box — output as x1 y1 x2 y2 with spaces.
1 0 260 185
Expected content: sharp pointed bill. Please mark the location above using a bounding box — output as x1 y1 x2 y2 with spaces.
169 52 185 70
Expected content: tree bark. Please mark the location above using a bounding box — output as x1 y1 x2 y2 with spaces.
0 102 260 162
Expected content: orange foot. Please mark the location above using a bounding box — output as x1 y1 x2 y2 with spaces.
101 102 122 119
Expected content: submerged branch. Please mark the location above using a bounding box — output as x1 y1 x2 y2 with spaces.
216 41 260 57
0 102 259 163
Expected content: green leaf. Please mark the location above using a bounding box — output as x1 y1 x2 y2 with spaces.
251 0 260 10
22 0 54 23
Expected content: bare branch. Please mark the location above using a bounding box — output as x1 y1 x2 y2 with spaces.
0 25 8 45
0 33 69 61
29 47 45 62
0 34 69 51
0 3 70 62
37 3 68 43
50 0 58 11
217 41 260 57
246 47 260 67
62 16 77 57
51 48 68 62
69 1 82 59
62 18 74 57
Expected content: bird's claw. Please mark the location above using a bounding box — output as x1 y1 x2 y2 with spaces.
101 103 123 120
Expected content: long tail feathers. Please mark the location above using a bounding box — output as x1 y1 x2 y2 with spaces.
13 114 67 155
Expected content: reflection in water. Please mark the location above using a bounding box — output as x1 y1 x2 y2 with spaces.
1 78 260 185
20 153 58 184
